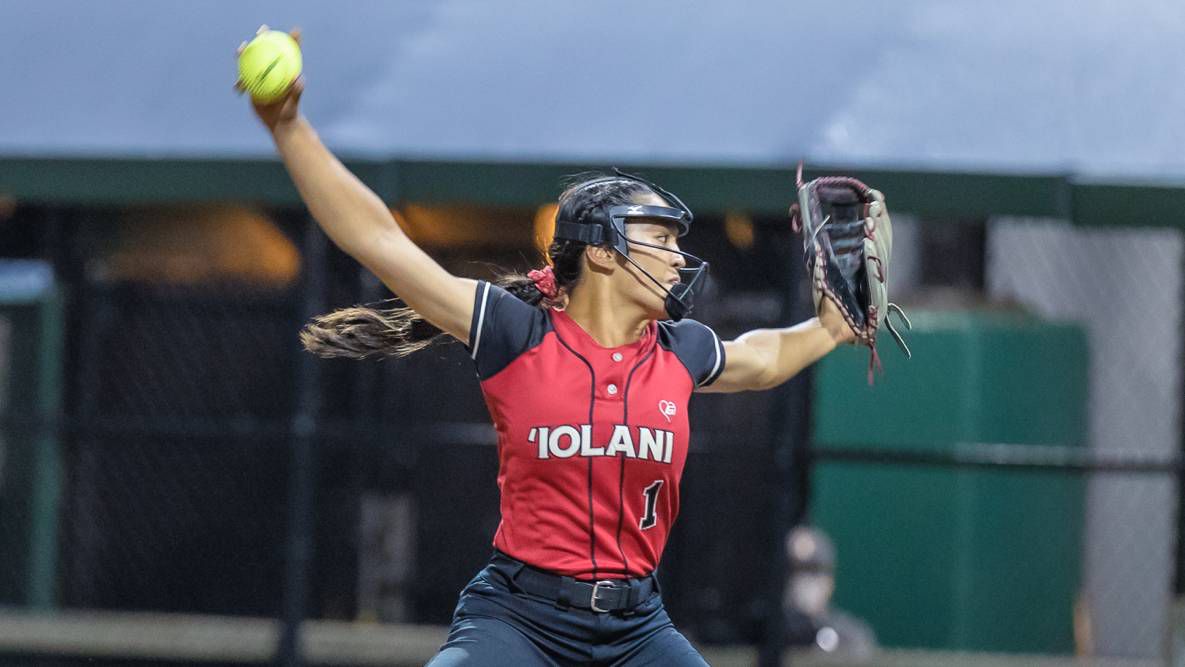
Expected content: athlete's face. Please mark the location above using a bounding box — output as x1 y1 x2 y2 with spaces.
615 196 687 318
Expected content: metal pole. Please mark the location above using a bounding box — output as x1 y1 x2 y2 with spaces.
1177 237 1185 597
757 217 814 667
277 214 326 667
27 252 65 609
68 216 111 609
1172 242 1185 666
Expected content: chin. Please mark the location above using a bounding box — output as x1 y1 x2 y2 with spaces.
646 299 669 321
627 283 671 320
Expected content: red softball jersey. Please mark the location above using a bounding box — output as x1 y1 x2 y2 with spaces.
467 281 725 581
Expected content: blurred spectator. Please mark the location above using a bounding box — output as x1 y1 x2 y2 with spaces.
783 525 877 657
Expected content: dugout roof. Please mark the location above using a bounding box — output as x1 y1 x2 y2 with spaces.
2 0 1184 224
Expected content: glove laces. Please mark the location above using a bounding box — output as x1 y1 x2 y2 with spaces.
885 303 912 359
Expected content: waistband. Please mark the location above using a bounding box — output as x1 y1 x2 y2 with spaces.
490 550 659 614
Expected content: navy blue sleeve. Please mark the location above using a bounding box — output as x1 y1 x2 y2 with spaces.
467 281 551 380
657 318 726 388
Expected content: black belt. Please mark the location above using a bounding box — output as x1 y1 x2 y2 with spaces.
491 551 658 613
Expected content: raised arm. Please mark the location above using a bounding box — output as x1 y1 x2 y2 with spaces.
242 30 475 342
698 299 854 393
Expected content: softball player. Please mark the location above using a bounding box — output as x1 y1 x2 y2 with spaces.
244 46 856 667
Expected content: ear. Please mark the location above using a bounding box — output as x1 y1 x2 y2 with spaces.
584 244 617 273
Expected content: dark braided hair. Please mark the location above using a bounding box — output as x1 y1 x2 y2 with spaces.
300 172 660 359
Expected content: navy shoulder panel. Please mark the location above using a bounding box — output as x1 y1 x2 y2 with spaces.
467 281 552 380
656 318 725 388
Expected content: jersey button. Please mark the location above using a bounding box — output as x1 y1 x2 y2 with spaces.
607 383 619 395
612 352 623 362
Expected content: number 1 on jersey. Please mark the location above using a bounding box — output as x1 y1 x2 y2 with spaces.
640 480 663 530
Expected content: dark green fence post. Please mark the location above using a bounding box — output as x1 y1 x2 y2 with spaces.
278 214 326 667
758 218 812 667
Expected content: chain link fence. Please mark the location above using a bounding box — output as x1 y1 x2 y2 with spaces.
987 218 1183 658
0 203 1181 665
62 281 298 615
786 216 1183 662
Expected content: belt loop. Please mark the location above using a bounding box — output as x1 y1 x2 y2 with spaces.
554 576 573 611
630 580 646 608
506 559 526 580
492 550 527 592
619 584 640 617
635 578 654 608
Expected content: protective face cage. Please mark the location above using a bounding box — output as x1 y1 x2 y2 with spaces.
552 169 710 321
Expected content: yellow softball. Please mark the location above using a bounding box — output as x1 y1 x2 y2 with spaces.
238 30 302 104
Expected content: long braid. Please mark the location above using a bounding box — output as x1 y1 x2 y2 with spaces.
300 237 587 359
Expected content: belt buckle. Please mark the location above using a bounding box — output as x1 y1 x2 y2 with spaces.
590 580 619 613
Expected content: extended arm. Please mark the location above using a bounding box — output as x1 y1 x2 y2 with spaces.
269 117 475 341
243 30 474 342
698 300 854 393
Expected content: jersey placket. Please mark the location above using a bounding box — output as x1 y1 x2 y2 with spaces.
593 347 626 579
616 345 658 576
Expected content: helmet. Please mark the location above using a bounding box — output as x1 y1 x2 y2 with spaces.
552 169 710 321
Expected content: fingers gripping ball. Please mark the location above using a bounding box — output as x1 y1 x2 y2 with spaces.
238 30 302 104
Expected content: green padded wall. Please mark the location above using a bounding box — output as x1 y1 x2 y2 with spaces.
811 312 1088 653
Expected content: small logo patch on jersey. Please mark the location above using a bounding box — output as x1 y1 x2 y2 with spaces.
658 400 677 423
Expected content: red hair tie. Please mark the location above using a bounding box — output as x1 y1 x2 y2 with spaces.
527 266 559 299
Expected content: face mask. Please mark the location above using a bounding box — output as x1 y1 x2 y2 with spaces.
553 172 711 321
